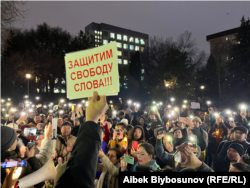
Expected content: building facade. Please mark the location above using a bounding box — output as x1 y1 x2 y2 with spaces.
206 27 240 69
85 22 149 89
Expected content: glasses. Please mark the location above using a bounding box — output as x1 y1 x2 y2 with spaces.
107 154 116 158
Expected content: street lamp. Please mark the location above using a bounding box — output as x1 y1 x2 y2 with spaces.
200 85 205 98
165 83 169 102
26 74 31 98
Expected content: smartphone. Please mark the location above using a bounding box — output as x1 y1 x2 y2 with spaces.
188 135 197 148
24 127 37 137
164 133 173 145
172 151 182 169
123 155 134 165
157 128 165 135
132 141 138 151
111 104 113 108
1 161 27 168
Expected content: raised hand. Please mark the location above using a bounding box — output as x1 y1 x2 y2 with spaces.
86 91 109 124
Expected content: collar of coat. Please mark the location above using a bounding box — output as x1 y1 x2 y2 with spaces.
60 134 72 141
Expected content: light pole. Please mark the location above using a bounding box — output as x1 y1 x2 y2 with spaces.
26 74 31 98
200 85 205 99
165 83 169 102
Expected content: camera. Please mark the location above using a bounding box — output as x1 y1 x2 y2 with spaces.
24 127 44 137
116 129 120 136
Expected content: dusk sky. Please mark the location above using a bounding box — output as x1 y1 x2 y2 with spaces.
19 1 250 55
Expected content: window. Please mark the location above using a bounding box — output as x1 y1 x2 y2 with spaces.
141 47 144 52
141 69 145 74
61 89 66 93
61 79 65 84
117 51 122 56
95 36 98 38
135 46 139 51
123 35 128 41
103 31 108 37
118 59 122 64
110 33 115 39
37 88 39 93
117 34 122 40
124 75 128 80
135 38 139 43
238 41 241 44
95 30 97 33
100 31 102 35
123 44 128 49
129 37 134 42
227 56 229 60
124 83 127 85
117 42 122 48
140 39 145 45
226 37 228 41
95 39 97 42
124 51 128 57
141 76 144 81
124 60 128 64
98 36 99 39
129 45 134 50
95 44 98 47
103 40 108 45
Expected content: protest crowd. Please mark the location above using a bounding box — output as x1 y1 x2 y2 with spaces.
1 92 250 188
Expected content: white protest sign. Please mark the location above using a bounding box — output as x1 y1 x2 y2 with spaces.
191 102 200 109
64 42 120 99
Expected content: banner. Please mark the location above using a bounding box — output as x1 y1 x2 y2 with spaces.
191 102 200 109
64 42 120 99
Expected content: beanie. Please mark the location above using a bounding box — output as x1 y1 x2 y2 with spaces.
1 126 17 151
233 126 248 135
228 143 244 156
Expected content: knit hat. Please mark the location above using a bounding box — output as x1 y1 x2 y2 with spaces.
228 143 244 156
121 118 128 126
192 116 202 124
7 123 19 130
233 126 248 135
1 126 17 151
20 124 31 131
199 112 205 115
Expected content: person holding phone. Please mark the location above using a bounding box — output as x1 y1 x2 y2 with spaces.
121 143 160 172
1 126 41 184
96 146 121 188
107 123 127 151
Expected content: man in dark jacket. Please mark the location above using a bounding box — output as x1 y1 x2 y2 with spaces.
54 91 109 188
218 126 250 159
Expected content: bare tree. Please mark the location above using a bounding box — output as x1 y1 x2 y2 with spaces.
1 1 28 51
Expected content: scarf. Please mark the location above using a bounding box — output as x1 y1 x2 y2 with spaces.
132 159 160 172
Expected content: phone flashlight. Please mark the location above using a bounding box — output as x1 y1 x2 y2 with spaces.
60 99 64 103
113 111 117 115
36 97 39 100
2 108 5 111
49 110 53 113
136 103 140 107
1 99 5 103
82 100 85 103
59 110 64 114
64 104 67 107
152 106 157 111
226 110 231 115
128 100 132 104
174 107 178 111
119 98 121 100
168 105 171 108
153 101 155 104
86 102 89 107
168 114 171 118
43 105 47 108
50 103 53 106
170 98 175 102
159 102 163 105
22 112 26 116
7 103 10 106
183 100 187 104
229 117 233 121
167 136 171 141
133 103 137 106
110 101 112 104
78 104 82 107
156 104 159 106
207 101 211 105
68 103 72 106
11 108 16 112
124 136 127 142
32 105 35 107
190 115 194 119
29 109 33 112
214 113 219 117
7 98 11 101
144 112 147 114
182 105 186 108
26 104 30 107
